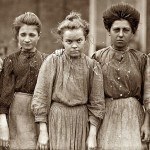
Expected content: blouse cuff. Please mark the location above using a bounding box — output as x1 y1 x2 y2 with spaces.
89 116 100 127
0 106 9 114
35 115 47 123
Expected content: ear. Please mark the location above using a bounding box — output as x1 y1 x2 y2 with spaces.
38 32 41 40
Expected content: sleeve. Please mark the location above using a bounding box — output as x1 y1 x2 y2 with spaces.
0 57 15 114
87 60 105 127
31 54 57 123
143 54 150 107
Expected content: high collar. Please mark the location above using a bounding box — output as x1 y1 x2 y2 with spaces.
20 48 37 59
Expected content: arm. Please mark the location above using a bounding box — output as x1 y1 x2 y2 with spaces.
31 54 57 149
87 60 105 149
31 54 57 123
0 57 14 147
144 54 150 111
141 112 150 143
0 57 15 114
87 60 105 128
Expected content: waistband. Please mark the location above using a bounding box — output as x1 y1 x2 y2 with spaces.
51 101 86 109
15 92 33 97
105 97 137 101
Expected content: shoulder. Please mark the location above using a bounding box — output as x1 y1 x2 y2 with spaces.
92 46 110 61
129 49 147 60
37 51 49 60
4 51 20 63
43 53 60 65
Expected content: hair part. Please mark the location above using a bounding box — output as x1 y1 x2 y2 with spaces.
12 12 42 40
103 2 140 34
57 11 89 40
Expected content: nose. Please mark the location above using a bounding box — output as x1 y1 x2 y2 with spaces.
72 43 78 48
118 30 123 37
24 36 31 43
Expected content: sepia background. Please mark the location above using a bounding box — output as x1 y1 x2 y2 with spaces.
0 0 148 56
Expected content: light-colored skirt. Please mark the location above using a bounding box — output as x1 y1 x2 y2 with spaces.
48 102 89 150
9 92 38 150
97 97 148 150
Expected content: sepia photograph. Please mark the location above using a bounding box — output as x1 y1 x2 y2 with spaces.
0 0 150 149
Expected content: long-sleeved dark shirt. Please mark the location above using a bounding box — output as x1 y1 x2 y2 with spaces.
0 50 47 114
92 46 147 104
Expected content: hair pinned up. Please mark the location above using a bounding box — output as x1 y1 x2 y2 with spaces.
103 2 140 34
57 11 89 40
12 12 42 40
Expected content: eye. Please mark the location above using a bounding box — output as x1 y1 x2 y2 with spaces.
20 33 26 37
66 40 72 44
29 33 36 37
77 39 82 43
113 28 120 32
123 28 130 32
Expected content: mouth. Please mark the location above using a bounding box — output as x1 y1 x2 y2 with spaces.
117 40 124 42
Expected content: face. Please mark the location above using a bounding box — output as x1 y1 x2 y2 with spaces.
62 28 86 58
109 19 133 50
17 24 40 52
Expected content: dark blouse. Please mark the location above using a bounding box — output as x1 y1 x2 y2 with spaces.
92 46 147 103
0 72 3 96
0 50 47 114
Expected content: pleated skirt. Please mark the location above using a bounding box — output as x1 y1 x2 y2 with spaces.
9 92 38 150
48 102 89 150
97 97 148 150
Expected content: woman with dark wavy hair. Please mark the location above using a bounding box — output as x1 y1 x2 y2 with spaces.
92 2 150 149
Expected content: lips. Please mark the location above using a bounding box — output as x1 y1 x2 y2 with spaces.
117 40 124 42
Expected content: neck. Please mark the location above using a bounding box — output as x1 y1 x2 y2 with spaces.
21 48 36 53
111 45 129 52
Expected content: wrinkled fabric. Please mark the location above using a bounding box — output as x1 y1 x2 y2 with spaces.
144 54 150 108
9 92 38 150
49 102 89 150
92 46 147 102
0 49 47 114
32 52 105 127
97 97 147 150
93 46 147 150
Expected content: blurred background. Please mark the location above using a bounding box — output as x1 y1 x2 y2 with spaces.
0 0 148 56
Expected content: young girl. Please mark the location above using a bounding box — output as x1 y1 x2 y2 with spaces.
31 12 105 150
0 12 47 149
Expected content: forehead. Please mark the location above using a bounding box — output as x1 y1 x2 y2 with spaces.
63 28 84 39
111 20 131 29
19 24 38 33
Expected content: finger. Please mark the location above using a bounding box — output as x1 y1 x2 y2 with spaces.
36 142 39 150
0 139 2 146
2 140 7 147
142 134 148 142
41 144 45 150
44 145 48 150
141 130 144 139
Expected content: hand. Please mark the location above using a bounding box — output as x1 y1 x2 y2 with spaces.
54 49 64 56
36 130 49 150
0 115 9 148
36 123 49 150
141 123 150 143
145 103 150 113
86 134 97 150
0 58 3 72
